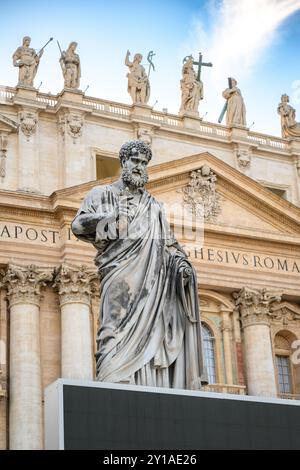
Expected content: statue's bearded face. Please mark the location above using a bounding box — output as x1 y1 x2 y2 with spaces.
23 37 31 47
121 149 149 188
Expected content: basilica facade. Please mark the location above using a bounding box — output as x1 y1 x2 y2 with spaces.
0 82 300 449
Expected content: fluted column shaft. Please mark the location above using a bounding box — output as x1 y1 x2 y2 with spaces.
234 287 281 397
54 264 97 380
1 264 52 449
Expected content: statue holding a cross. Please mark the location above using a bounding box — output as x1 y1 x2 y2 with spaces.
179 52 212 116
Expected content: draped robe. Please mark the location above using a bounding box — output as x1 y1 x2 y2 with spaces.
72 183 206 390
222 87 246 127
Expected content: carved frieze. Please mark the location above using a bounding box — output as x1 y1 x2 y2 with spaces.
58 112 84 143
19 111 38 140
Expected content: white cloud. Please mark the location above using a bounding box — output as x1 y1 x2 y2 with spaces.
180 0 300 130
184 0 300 83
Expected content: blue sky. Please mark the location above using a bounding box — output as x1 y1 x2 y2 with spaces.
1 0 300 136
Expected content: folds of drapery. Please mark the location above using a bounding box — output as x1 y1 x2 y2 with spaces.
72 184 207 390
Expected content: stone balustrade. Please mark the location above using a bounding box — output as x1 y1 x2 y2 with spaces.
0 85 16 101
0 84 291 153
247 132 289 151
278 393 300 401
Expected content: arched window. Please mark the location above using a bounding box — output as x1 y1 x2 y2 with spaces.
202 323 216 384
274 331 298 396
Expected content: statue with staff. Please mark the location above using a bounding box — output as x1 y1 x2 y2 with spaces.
219 77 246 127
125 50 155 104
277 94 300 138
179 52 212 115
12 36 53 88
57 41 81 89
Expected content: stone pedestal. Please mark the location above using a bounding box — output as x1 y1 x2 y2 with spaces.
1 264 52 449
181 111 201 130
17 108 40 192
234 287 282 397
57 88 84 105
54 264 97 380
45 379 300 450
288 137 300 155
230 126 249 142
13 86 37 102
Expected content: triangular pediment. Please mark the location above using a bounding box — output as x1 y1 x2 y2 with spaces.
0 113 18 132
271 301 300 325
272 301 300 318
52 152 300 237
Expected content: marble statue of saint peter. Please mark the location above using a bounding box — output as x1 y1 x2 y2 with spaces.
72 141 206 389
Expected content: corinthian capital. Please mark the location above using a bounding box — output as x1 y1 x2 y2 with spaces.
53 264 98 306
233 287 282 328
0 264 53 307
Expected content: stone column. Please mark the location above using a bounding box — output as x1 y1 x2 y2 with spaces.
234 287 282 397
1 264 52 449
53 264 97 380
220 311 233 384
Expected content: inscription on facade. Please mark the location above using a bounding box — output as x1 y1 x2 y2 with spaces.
0 223 299 274
183 245 300 274
0 223 59 244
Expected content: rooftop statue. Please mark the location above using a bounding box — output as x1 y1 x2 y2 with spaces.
179 56 203 114
221 78 246 127
12 36 52 88
58 41 81 89
125 51 150 104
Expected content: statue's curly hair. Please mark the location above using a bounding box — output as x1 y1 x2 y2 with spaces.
119 140 152 164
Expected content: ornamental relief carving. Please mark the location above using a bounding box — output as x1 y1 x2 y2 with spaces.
53 263 98 305
58 112 84 143
270 302 300 326
0 132 8 179
179 165 221 222
19 111 38 140
136 127 153 146
0 264 53 306
236 148 251 169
